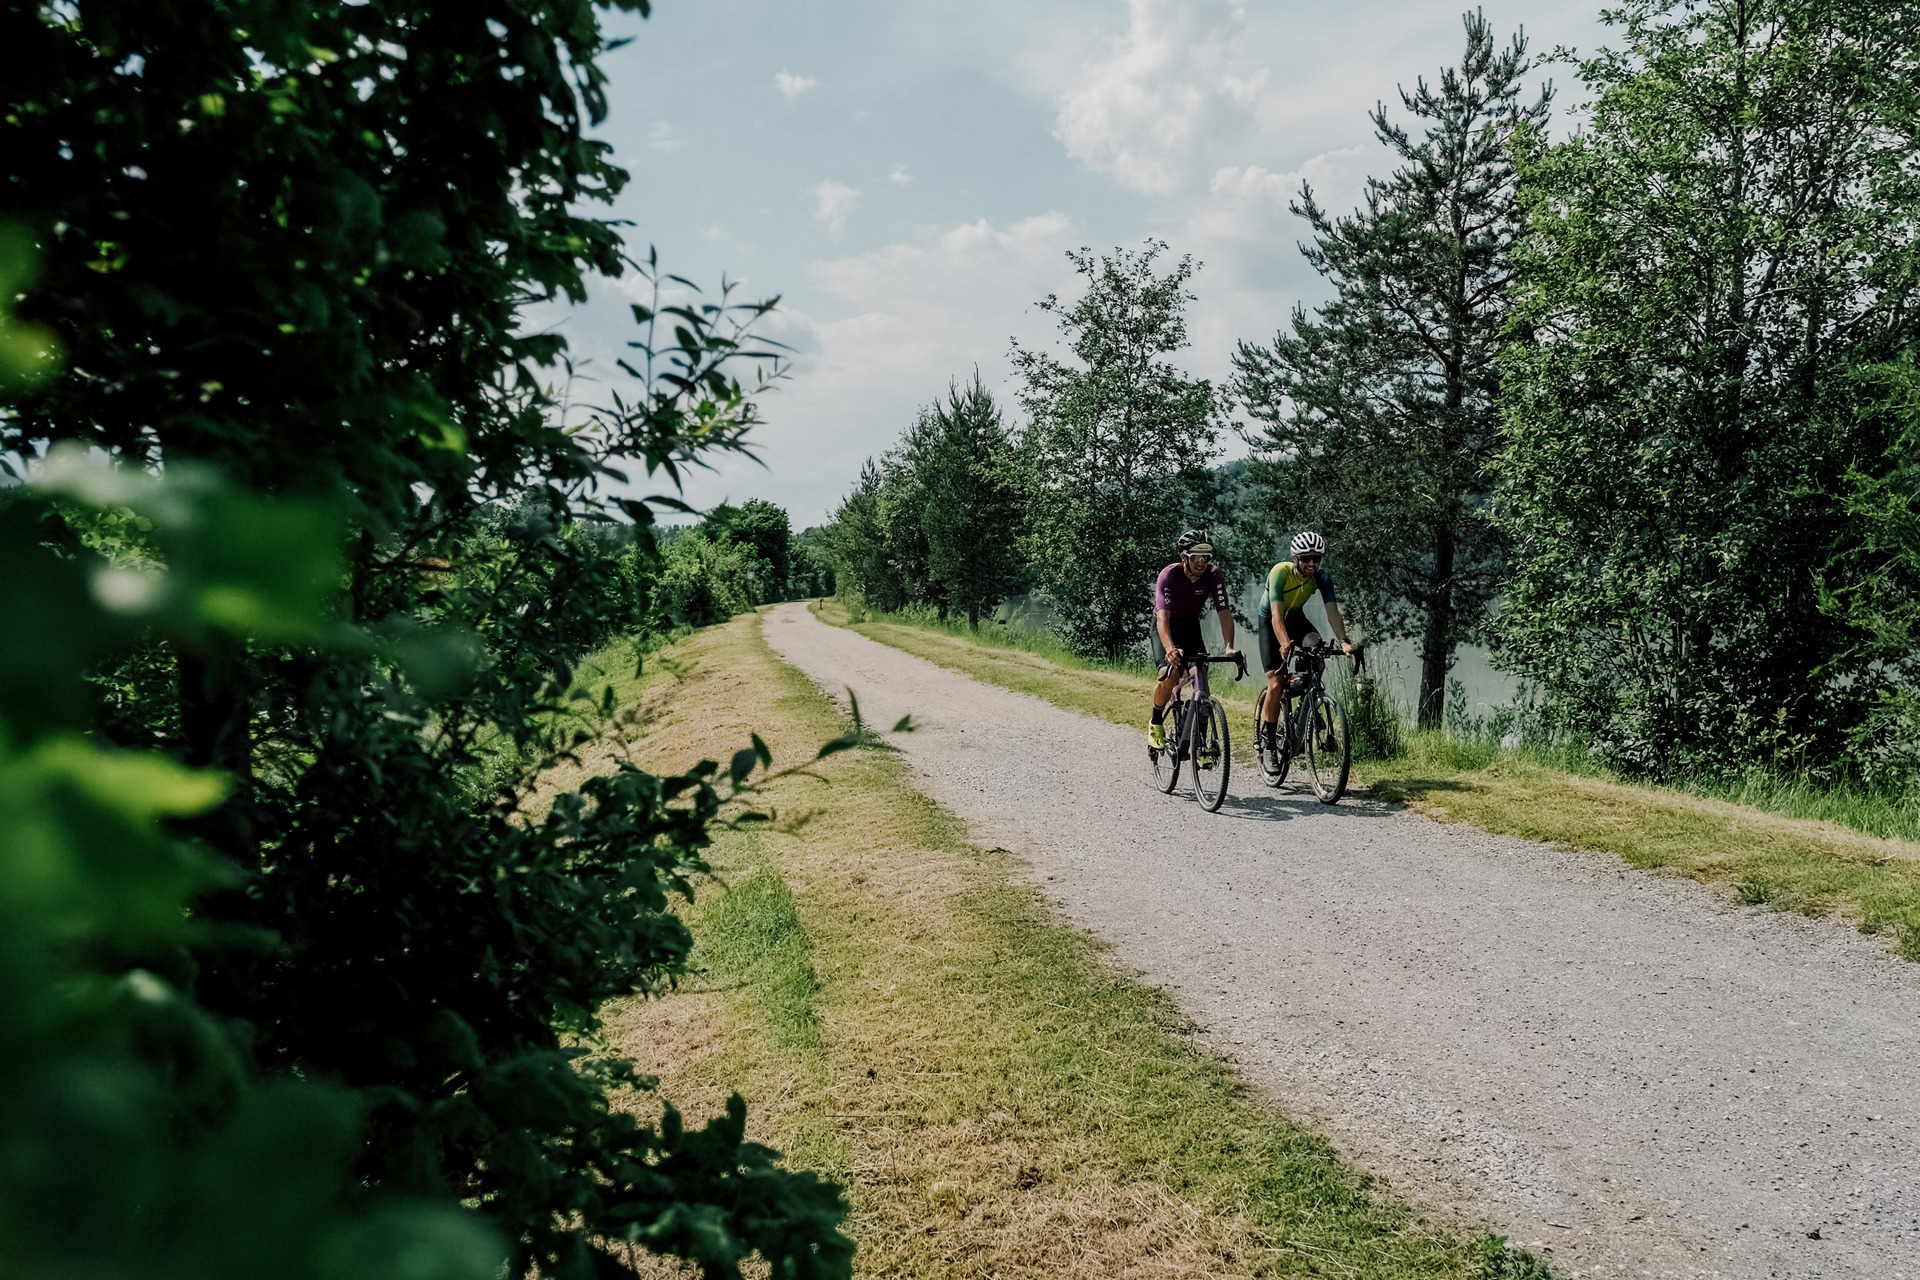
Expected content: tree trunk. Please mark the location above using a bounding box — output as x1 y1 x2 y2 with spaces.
1416 522 1457 730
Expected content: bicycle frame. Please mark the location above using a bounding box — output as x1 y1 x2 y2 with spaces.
1168 652 1245 755
1276 646 1355 748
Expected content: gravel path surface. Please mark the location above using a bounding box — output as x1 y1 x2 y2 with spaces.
764 604 1920 1279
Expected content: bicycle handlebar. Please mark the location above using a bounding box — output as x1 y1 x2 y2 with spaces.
1290 644 1365 675
1178 651 1250 681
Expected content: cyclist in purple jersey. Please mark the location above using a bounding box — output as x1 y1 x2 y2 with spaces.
1147 529 1239 750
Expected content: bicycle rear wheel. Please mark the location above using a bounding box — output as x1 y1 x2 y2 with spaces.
1149 697 1184 793
1253 689 1288 787
1191 697 1231 811
1305 691 1351 804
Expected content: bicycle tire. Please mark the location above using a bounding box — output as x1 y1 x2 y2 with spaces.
1150 697 1184 793
1191 697 1232 811
1306 690 1351 804
1253 688 1288 787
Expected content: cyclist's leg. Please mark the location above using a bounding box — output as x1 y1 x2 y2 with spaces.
1257 608 1286 745
1281 609 1319 701
1149 620 1198 746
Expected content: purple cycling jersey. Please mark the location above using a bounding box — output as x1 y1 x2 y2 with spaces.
1154 562 1230 620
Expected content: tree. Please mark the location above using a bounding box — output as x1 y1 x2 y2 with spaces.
1233 12 1549 728
3 4 851 1276
707 498 793 601
905 374 1025 627
1822 359 1920 790
1492 0 1920 775
1013 242 1219 659
825 454 932 614
790 525 837 598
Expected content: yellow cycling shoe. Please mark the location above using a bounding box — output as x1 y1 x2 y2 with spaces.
1147 721 1166 750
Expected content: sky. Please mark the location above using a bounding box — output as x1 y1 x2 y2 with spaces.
548 0 1612 528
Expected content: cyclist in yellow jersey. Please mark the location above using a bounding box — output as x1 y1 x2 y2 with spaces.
1257 531 1354 754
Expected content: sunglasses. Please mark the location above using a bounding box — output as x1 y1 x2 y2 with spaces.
1295 555 1322 566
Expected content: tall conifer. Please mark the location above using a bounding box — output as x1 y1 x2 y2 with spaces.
1233 12 1548 727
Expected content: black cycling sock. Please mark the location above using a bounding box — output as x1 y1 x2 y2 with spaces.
1150 704 1166 725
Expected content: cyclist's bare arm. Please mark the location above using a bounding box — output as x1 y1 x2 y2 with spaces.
1271 601 1292 656
1217 608 1237 654
1156 608 1183 665
1325 601 1356 653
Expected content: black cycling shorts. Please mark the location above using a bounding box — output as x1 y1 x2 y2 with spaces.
1150 617 1207 675
1257 608 1321 673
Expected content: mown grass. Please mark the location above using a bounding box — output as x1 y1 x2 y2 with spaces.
817 598 1920 960
605 609 1547 1278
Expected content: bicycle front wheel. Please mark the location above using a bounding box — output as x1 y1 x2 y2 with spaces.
1306 691 1351 804
1150 698 1184 793
1253 688 1288 787
1191 697 1232 811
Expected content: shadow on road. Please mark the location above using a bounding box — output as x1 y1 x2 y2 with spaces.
1146 787 1400 823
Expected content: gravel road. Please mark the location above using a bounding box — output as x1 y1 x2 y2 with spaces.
763 603 1920 1279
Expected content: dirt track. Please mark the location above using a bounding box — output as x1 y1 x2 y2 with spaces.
763 602 1920 1280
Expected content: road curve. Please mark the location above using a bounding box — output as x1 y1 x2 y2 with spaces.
763 603 1920 1280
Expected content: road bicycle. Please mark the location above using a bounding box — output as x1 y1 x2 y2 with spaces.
1148 650 1248 812
1253 643 1356 804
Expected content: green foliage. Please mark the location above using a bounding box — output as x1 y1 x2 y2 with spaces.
1013 241 1220 659
1348 670 1407 761
1492 0 1920 778
707 498 794 601
1234 14 1548 728
789 525 837 598
0 454 505 1280
655 524 766 627
3 4 850 1277
911 374 1026 627
826 456 931 613
824 376 1024 626
1823 359 1920 792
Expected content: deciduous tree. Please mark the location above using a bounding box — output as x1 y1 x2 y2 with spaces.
1014 242 1219 659
1492 0 1920 774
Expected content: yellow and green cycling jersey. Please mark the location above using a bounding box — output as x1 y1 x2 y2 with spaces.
1260 560 1339 615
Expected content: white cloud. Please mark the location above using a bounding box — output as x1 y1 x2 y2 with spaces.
775 70 817 101
648 121 682 152
674 213 1082 523
888 164 913 186
1051 0 1268 195
1191 148 1378 254
813 181 860 234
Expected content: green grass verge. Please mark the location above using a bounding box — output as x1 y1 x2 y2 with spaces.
815 598 1920 961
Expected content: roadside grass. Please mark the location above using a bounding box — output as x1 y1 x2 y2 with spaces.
815 599 1920 960
604 609 1544 1278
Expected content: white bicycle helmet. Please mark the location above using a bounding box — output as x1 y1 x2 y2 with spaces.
1290 531 1327 557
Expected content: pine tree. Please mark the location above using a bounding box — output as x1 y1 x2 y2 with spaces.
1232 12 1548 728
909 374 1025 627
